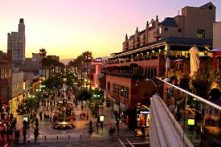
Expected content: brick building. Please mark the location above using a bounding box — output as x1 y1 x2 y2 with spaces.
104 2 216 129
0 50 12 105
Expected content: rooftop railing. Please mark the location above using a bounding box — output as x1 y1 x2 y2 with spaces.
156 77 221 147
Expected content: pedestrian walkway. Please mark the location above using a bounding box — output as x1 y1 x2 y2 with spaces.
7 89 135 145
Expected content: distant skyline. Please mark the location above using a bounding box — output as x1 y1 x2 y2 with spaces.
0 0 221 59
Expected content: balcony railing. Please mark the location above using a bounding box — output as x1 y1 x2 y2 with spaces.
106 72 143 79
156 78 221 147
107 55 159 65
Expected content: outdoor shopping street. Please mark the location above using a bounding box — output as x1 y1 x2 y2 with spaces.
4 90 148 147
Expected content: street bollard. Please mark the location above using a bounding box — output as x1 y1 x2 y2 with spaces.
57 134 58 140
68 134 70 139
45 135 46 141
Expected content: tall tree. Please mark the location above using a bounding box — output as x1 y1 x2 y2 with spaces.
82 51 93 89
39 48 47 76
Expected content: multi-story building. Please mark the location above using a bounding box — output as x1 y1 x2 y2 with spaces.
9 70 24 113
0 50 12 107
8 18 26 64
104 2 216 129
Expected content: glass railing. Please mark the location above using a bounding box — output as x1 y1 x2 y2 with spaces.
156 78 221 147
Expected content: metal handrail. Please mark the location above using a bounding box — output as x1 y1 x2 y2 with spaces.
157 77 221 111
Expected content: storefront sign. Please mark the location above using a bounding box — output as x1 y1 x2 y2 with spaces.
140 111 150 114
100 115 104 122
187 119 195 126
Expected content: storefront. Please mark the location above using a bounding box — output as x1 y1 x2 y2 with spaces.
9 94 23 113
136 104 151 136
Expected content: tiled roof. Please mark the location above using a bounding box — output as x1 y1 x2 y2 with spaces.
160 18 178 27
200 2 215 8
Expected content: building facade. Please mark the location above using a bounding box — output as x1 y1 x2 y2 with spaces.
104 2 216 130
9 70 24 113
7 18 26 64
213 21 221 72
0 50 12 106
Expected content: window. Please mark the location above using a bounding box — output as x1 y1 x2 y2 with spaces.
165 27 168 31
159 28 162 34
107 82 110 90
178 28 182 32
197 29 206 38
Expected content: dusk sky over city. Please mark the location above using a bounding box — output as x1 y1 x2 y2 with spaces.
0 0 221 59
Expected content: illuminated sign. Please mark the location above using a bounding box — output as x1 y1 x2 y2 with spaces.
187 119 195 125
100 115 104 122
140 111 150 114
95 58 102 62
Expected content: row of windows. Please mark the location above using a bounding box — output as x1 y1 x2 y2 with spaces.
113 83 129 99
109 83 129 99
0 68 11 79
133 67 157 78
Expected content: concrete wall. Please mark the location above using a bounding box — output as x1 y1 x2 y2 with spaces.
182 5 215 39
213 22 221 48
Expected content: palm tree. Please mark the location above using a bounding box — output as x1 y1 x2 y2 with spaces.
39 48 47 77
82 51 93 89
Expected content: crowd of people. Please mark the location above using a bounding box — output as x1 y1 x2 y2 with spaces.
0 112 16 143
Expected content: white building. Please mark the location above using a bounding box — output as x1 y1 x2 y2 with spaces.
7 18 26 64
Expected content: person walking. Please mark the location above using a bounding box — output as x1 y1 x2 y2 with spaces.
23 128 27 144
44 113 46 121
14 129 20 144
35 118 39 128
34 128 39 141
39 112 42 121
27 129 31 143
116 119 120 136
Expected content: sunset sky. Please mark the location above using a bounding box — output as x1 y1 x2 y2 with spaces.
0 0 221 59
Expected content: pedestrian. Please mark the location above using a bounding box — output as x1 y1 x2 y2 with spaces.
27 129 31 143
116 119 120 136
49 114 52 122
23 128 27 144
14 129 20 144
39 112 42 121
51 107 53 112
35 118 39 128
34 128 39 141
44 113 46 121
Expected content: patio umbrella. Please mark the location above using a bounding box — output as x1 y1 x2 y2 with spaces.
189 46 200 77
165 57 170 75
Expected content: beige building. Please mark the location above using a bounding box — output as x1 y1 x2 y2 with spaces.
7 18 26 64
123 2 215 51
213 21 221 49
9 70 24 113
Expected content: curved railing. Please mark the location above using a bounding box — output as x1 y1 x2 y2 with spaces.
155 77 221 147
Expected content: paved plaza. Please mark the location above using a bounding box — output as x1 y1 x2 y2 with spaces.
4 93 149 147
